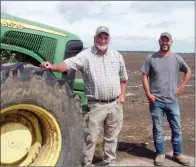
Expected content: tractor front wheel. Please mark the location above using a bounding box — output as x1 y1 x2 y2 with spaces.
0 63 84 166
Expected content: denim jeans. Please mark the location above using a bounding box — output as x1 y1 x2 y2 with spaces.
149 100 182 156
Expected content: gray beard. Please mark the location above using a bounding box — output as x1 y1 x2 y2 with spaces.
95 44 108 51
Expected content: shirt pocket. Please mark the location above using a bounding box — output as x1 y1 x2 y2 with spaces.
110 60 120 75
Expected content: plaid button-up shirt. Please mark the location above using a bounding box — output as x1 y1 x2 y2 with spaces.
64 46 128 100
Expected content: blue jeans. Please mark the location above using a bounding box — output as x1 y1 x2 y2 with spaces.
149 101 182 156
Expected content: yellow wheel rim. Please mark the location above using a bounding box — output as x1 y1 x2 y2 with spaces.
1 122 33 164
0 104 62 166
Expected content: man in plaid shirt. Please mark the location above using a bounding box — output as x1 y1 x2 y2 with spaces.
40 26 128 166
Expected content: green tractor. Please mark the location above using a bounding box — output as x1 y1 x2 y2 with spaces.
0 12 87 166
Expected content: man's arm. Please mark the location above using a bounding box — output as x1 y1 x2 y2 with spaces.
118 52 128 103
119 80 128 103
142 73 158 102
51 62 67 72
40 51 85 72
176 55 192 95
177 69 192 95
40 62 67 72
142 73 151 96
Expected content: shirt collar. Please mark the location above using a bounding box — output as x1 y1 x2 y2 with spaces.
92 45 110 56
92 46 99 54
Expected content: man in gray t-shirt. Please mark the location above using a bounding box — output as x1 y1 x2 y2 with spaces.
140 32 191 166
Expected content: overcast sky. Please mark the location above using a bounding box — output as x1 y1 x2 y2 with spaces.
1 1 195 52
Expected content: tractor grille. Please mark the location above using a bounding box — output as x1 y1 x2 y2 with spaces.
1 31 57 63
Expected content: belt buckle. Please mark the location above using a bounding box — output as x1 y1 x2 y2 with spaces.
105 98 116 103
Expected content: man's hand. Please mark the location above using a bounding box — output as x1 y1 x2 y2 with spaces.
146 93 158 102
118 95 125 104
40 61 54 70
176 85 185 96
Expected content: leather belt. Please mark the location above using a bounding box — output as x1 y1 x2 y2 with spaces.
88 96 119 103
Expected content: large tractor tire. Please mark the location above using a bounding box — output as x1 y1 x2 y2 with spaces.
0 63 84 166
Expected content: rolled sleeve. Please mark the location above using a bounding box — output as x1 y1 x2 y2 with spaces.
140 55 151 75
177 55 190 73
119 54 128 81
64 52 85 71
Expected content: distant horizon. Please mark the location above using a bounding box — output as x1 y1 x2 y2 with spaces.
2 1 194 53
83 47 195 55
118 50 195 54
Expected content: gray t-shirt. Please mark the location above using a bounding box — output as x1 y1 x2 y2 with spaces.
140 52 190 103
